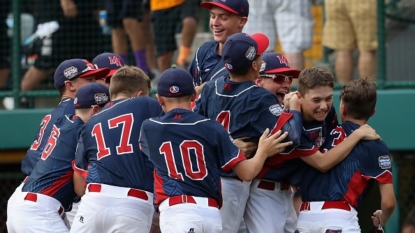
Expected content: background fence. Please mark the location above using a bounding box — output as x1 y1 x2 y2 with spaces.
0 0 415 232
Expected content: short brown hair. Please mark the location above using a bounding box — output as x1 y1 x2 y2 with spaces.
298 67 334 96
340 78 377 120
109 66 151 98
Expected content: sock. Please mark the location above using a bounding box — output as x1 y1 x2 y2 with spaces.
176 45 191 67
134 49 150 74
120 54 128 65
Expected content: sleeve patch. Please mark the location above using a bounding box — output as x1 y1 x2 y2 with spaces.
269 104 283 116
378 155 392 169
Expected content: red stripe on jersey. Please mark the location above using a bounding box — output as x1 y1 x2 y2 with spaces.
343 170 367 208
154 170 169 207
265 147 318 168
363 170 393 184
222 150 246 173
269 112 293 136
39 170 73 197
72 160 88 179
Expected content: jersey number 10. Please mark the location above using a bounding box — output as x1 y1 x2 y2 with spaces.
159 141 208 181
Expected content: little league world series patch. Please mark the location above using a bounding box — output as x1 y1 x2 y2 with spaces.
378 155 392 169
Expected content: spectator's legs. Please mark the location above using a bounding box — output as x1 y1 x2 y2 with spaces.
111 27 129 62
20 67 53 91
157 53 174 74
335 49 354 84
142 11 157 72
358 50 376 79
0 68 10 89
123 18 151 74
176 17 197 67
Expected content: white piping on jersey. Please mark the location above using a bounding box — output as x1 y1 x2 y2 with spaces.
65 115 75 123
149 118 210 125
95 98 131 116
209 67 226 81
195 46 202 84
367 169 393 179
221 150 242 169
214 79 258 97
302 126 322 131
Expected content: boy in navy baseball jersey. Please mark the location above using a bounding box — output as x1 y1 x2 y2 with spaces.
92 52 127 86
194 32 303 233
7 59 109 224
7 83 109 233
188 0 249 94
71 66 162 233
21 59 110 177
139 67 292 233
296 79 395 233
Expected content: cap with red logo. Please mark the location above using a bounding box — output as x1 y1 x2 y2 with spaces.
54 59 110 89
157 67 195 97
92 52 126 79
260 52 300 78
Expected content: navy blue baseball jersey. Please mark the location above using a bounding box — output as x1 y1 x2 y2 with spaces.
21 98 75 176
73 96 163 192
194 76 302 178
188 40 228 86
259 107 338 182
139 108 245 207
22 114 83 210
300 122 393 208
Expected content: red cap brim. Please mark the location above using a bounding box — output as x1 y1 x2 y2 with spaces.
265 68 301 78
78 68 110 80
251 33 269 55
105 69 118 79
200 2 239 15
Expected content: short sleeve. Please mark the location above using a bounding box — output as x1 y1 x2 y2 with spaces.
215 123 245 173
360 141 393 184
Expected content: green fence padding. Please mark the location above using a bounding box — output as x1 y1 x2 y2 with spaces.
0 108 51 150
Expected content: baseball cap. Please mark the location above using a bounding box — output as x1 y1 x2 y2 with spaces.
92 52 126 79
157 67 195 97
222 33 269 72
74 83 110 109
54 59 110 89
260 52 301 78
200 0 249 17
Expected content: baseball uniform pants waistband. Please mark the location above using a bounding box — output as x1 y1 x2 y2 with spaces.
22 192 65 219
158 195 219 212
86 183 153 205
257 180 290 191
300 201 352 212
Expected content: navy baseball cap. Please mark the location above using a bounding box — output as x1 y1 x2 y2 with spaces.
260 52 301 78
92 52 126 79
157 67 195 97
201 0 249 17
222 33 269 72
54 59 110 89
74 83 110 109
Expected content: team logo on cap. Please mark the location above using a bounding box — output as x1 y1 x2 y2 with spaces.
74 97 78 104
64 66 78 79
277 55 290 66
170 86 180 94
82 60 95 73
245 46 256 61
94 93 108 105
260 61 266 72
108 56 122 67
225 63 233 69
